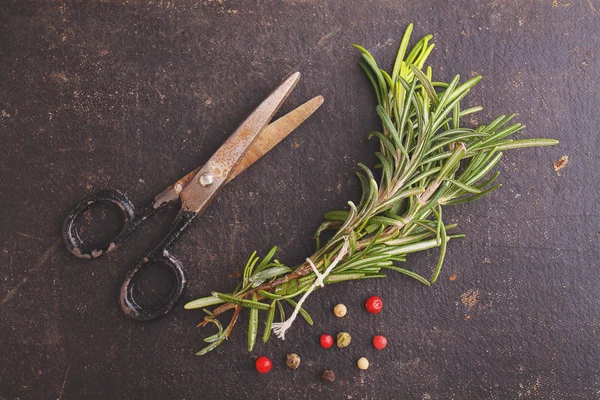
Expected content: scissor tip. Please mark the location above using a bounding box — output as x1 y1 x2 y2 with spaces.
277 72 301 93
284 71 300 83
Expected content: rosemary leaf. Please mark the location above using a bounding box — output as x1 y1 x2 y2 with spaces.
484 138 559 151
276 299 286 322
184 296 225 310
379 266 431 286
263 300 276 343
212 292 270 310
445 178 482 194
247 293 259 352
254 246 278 274
284 299 314 326
196 336 226 356
250 266 292 287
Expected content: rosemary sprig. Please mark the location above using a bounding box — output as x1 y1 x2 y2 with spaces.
185 24 558 356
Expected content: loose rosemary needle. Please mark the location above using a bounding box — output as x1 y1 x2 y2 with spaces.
185 24 558 356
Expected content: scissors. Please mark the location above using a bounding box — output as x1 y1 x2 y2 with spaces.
62 72 323 321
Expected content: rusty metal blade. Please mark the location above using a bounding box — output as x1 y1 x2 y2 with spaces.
180 72 301 213
227 94 324 182
152 94 324 208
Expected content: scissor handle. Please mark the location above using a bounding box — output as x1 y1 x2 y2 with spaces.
119 210 196 321
62 190 159 259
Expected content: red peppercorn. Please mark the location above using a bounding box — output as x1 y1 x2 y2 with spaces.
373 335 387 350
320 334 334 349
365 295 383 314
255 356 272 373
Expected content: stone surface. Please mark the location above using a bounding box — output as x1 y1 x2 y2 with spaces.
1 1 599 399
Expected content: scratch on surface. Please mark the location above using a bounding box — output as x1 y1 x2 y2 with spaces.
161 152 177 164
317 29 339 46
50 72 69 83
57 355 72 400
1 277 29 306
1 239 61 306
587 0 597 12
493 243 584 253
15 231 46 242
531 78 563 130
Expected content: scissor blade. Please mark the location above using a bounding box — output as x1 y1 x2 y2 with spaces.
152 95 323 209
227 95 324 182
180 72 301 213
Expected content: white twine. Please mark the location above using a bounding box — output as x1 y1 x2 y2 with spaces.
272 238 350 340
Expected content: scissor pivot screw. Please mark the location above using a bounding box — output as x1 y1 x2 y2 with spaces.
198 173 214 187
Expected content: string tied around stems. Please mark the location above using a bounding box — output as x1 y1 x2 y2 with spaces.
272 238 350 340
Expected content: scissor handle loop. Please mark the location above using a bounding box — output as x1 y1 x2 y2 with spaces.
118 250 187 321
119 210 195 321
62 190 136 259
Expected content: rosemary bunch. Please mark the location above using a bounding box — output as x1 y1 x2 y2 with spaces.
185 24 558 356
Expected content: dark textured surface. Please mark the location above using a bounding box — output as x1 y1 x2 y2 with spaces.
1 1 599 399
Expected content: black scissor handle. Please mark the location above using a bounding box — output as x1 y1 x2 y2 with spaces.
62 190 137 259
118 250 187 321
119 210 196 321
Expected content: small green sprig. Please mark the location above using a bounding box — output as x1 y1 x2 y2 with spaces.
186 24 558 356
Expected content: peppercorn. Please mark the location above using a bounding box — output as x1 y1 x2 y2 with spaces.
255 356 272 374
320 334 334 349
365 295 383 314
286 353 301 369
333 303 347 317
373 335 387 350
321 369 336 383
337 332 351 348
357 357 369 370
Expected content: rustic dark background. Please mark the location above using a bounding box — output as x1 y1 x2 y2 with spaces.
1 1 598 399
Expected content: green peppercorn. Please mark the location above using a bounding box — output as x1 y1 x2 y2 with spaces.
337 332 351 348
